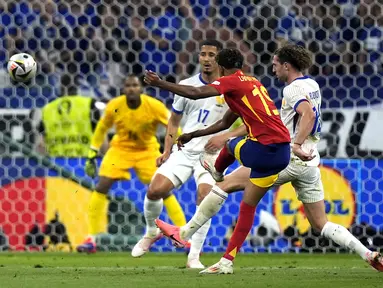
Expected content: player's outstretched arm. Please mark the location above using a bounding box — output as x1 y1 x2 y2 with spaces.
177 110 239 149
144 70 220 100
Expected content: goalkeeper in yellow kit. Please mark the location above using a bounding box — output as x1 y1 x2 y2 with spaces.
77 75 186 253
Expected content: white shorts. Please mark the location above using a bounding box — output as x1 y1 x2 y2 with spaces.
155 149 215 188
274 162 324 204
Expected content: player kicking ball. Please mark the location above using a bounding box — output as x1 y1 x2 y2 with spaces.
132 40 245 269
155 44 383 274
144 47 292 267
77 75 186 253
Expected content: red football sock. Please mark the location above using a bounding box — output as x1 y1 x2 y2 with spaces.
214 146 236 173
223 201 256 261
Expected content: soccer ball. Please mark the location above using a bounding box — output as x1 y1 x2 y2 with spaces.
7 53 37 82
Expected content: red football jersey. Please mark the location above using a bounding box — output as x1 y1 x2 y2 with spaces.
209 70 290 145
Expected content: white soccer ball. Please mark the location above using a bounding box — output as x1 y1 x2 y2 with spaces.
7 53 37 82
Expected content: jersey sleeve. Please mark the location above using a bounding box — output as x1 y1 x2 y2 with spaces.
100 100 115 128
152 99 171 126
90 100 115 150
172 95 185 115
284 85 309 112
208 76 235 95
172 79 188 114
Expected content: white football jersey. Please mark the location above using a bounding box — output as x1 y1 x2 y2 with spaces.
172 73 229 153
280 76 322 166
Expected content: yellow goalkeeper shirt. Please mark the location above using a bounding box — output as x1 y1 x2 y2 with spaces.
91 94 170 151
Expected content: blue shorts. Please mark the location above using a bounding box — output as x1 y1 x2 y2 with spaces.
228 137 290 188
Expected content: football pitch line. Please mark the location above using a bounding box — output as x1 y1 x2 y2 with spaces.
14 265 367 271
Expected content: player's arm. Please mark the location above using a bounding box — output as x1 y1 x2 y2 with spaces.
204 124 247 152
194 109 239 137
90 106 114 153
294 101 316 145
292 101 316 161
152 98 183 166
144 70 220 100
177 110 239 149
90 99 109 154
85 102 114 177
157 111 182 166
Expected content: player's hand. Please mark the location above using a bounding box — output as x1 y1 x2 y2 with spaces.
85 148 98 178
205 135 228 153
292 144 315 162
156 151 171 167
177 133 194 150
144 70 161 86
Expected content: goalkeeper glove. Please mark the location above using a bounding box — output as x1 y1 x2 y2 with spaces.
85 148 98 178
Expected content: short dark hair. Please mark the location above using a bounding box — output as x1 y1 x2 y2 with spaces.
216 48 244 69
125 74 143 85
275 44 312 72
200 39 223 51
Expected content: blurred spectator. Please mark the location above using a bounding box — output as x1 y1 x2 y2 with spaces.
275 1 314 48
36 74 106 157
310 4 347 75
25 1 73 75
246 0 286 75
355 1 383 73
0 0 381 109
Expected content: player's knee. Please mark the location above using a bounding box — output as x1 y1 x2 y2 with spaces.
95 184 110 195
147 183 169 200
147 174 174 200
95 177 114 194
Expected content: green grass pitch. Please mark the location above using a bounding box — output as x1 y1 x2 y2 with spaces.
0 253 382 288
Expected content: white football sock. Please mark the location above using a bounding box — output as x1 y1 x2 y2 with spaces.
144 195 163 237
181 185 228 240
188 216 211 260
321 221 371 260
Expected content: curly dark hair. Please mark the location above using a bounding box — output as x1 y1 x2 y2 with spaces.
216 48 244 69
275 44 312 72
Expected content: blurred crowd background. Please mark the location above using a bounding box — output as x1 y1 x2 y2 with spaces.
0 0 382 109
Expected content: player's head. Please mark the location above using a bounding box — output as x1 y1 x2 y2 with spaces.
199 40 223 75
123 75 142 100
216 48 244 76
272 44 312 82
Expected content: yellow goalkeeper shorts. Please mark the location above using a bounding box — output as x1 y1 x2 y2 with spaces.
99 146 160 184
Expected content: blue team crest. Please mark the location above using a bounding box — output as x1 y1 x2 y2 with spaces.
215 95 225 107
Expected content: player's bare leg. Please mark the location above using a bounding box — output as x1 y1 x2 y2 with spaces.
304 201 383 272
156 166 250 247
77 176 114 253
200 181 270 274
132 174 175 257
